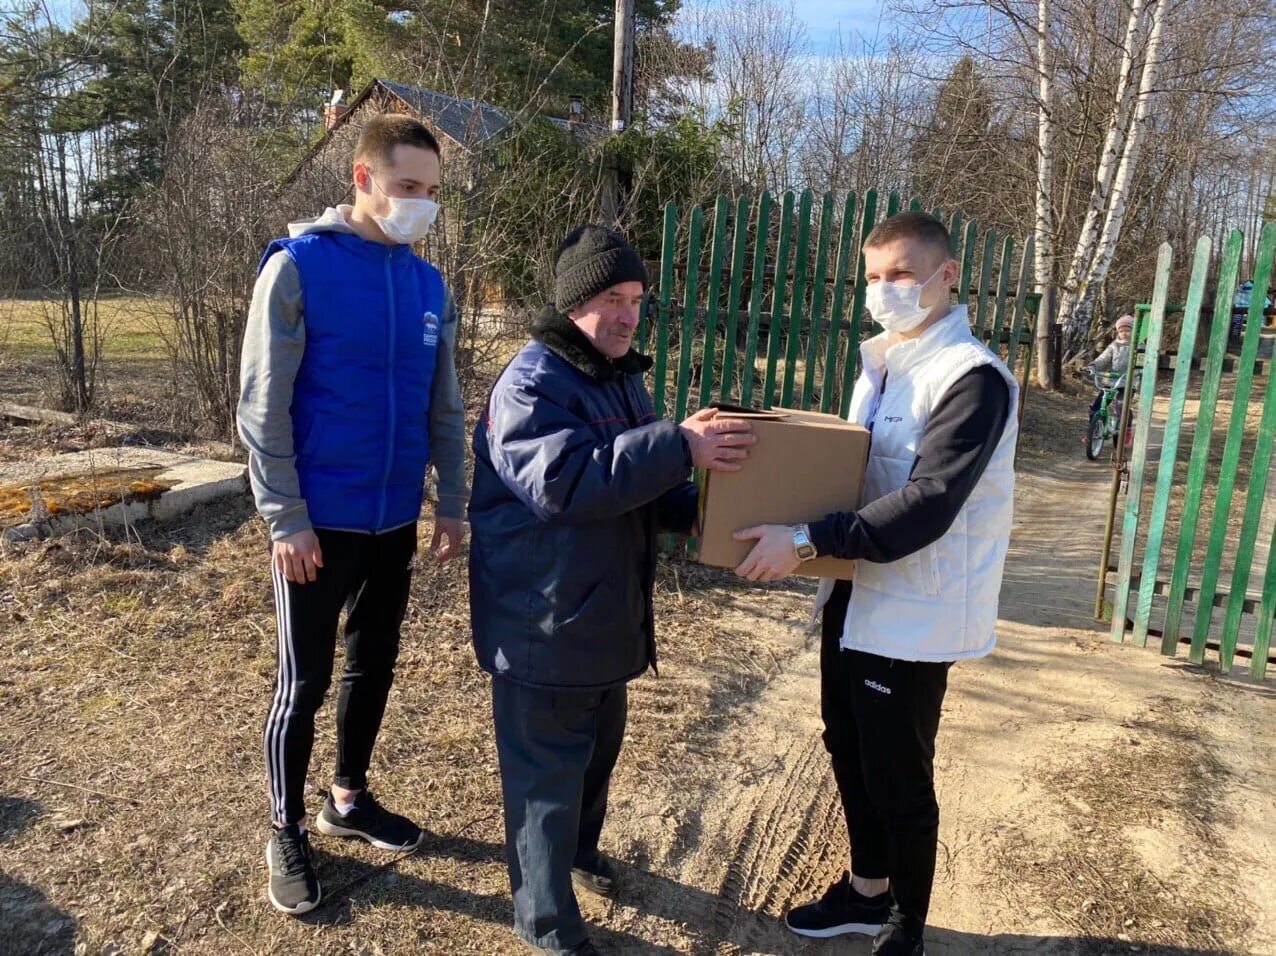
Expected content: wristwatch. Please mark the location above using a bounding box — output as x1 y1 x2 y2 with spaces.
792 524 817 562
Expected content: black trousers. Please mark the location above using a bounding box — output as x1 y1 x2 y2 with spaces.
491 676 627 953
820 580 951 931
264 523 417 824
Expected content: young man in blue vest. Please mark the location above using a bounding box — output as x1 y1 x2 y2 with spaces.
469 225 756 955
238 114 468 916
733 213 1018 956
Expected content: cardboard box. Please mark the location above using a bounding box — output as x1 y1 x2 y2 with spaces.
696 406 868 579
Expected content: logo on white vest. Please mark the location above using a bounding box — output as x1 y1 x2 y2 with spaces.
423 311 440 347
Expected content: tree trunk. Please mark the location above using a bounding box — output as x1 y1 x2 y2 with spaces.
1064 0 1167 358
1057 0 1148 342
56 137 88 414
1034 0 1058 389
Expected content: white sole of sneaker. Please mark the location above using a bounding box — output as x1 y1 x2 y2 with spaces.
265 841 322 916
313 814 424 852
783 917 884 938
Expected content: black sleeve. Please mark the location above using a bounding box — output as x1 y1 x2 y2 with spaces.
655 480 700 534
809 365 1011 563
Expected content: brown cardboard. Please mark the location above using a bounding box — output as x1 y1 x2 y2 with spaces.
696 406 868 579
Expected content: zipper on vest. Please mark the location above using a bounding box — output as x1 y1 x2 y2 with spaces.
377 249 397 530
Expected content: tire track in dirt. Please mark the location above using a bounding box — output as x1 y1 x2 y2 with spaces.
696 730 845 956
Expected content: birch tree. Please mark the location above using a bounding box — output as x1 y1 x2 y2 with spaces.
1034 0 1056 385
1057 0 1167 357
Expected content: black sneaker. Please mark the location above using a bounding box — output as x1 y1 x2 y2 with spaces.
872 916 925 955
571 854 619 899
265 824 321 915
314 790 423 851
784 871 891 938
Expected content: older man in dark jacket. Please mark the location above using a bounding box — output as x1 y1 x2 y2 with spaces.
469 225 755 955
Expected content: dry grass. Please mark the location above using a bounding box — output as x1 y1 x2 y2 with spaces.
0 297 166 360
0 298 177 427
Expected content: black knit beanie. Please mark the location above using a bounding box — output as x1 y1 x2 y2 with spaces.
553 225 648 314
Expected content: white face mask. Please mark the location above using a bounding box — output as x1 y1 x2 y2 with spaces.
864 265 946 334
371 177 439 244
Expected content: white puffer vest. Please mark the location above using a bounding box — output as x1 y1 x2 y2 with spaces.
828 305 1019 662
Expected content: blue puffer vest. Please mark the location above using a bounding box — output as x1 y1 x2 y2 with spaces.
258 230 444 531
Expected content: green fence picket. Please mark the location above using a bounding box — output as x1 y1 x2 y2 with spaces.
674 205 704 422
720 196 750 403
802 192 835 409
1193 226 1272 668
887 191 901 217
958 220 977 305
990 236 1014 356
1134 238 1211 647
652 202 677 418
1251 529 1276 680
948 211 963 255
822 192 858 413
908 196 923 212
638 290 650 354
1162 230 1243 653
740 192 772 408
839 188 877 418
1110 244 1172 643
1220 224 1276 677
763 192 795 408
699 196 730 408
781 189 814 408
975 230 997 334
1006 236 1034 376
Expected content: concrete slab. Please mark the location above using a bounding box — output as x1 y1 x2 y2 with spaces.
0 402 77 426
0 446 247 541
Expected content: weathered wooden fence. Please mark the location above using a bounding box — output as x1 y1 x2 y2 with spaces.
636 190 1040 421
1106 222 1276 680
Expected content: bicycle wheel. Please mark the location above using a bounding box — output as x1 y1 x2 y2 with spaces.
1086 414 1106 460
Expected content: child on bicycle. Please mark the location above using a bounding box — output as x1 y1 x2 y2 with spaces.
1085 314 1133 414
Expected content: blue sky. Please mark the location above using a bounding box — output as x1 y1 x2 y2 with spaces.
783 0 892 53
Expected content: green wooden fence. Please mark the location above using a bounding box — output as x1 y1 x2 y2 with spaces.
637 189 1041 421
1108 222 1276 680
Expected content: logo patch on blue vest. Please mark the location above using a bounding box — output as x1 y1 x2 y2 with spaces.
423 311 440 347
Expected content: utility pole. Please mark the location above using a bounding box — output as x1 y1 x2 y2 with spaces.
604 0 635 224
611 0 635 133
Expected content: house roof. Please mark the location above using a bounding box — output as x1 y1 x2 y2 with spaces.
376 79 513 146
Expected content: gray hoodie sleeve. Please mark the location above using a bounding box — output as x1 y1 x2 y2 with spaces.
430 291 470 519
1091 342 1117 373
237 251 312 540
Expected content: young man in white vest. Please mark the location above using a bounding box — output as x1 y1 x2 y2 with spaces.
733 212 1018 956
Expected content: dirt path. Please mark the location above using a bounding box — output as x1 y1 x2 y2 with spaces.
589 404 1276 955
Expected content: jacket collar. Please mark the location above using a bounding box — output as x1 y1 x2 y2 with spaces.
859 305 974 382
531 305 652 382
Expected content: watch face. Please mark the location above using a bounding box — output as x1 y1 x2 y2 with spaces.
797 544 817 560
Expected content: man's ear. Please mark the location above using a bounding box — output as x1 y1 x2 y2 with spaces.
352 161 372 193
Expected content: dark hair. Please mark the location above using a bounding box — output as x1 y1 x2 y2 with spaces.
863 212 952 260
354 113 441 167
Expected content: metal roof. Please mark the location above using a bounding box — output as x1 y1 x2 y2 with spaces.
376 79 513 146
